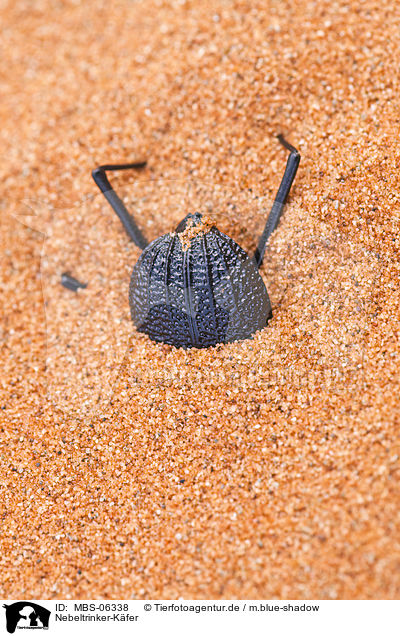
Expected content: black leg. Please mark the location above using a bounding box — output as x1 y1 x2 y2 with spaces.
254 135 300 267
92 161 149 249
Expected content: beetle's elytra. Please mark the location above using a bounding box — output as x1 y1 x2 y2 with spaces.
129 212 271 348
92 135 300 349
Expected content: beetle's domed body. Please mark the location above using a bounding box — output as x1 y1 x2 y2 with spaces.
129 213 272 348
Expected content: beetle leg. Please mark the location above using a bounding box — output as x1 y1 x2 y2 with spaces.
92 161 149 249
254 135 300 267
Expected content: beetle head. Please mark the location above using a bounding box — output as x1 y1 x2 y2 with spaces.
175 211 204 232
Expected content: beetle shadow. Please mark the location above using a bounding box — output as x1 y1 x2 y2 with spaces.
12 177 381 416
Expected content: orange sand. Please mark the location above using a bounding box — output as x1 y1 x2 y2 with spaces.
1 0 400 599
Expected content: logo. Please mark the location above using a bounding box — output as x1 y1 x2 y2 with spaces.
3 603 50 633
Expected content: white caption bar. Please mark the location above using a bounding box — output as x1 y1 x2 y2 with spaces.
0 599 398 636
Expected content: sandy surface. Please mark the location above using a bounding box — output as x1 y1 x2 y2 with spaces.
1 0 400 599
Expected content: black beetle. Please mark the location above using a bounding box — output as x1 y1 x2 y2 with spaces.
92 135 300 349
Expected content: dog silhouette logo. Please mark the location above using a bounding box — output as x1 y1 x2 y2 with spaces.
3 602 50 633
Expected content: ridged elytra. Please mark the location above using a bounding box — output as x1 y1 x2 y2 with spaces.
92 135 300 349
129 212 272 348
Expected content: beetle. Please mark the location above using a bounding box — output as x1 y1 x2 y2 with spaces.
92 134 300 349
